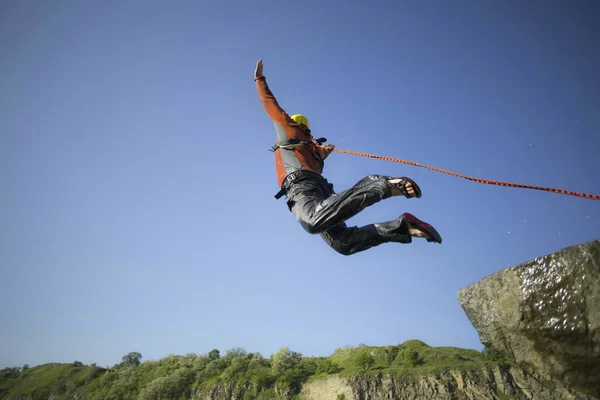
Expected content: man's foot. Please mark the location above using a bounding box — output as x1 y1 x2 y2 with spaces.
402 213 442 243
387 177 422 198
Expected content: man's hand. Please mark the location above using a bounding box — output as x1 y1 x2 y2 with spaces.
254 60 264 80
317 144 335 159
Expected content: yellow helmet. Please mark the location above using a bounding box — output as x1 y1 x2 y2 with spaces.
290 114 310 129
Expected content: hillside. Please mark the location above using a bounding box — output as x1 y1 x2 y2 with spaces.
0 341 518 400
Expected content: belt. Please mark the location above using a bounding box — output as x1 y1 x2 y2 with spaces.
274 170 320 199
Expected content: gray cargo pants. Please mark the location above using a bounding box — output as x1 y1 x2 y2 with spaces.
284 171 412 255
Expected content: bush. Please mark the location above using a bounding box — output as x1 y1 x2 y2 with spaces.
137 369 193 400
271 347 302 373
121 351 142 367
1 367 20 379
403 349 419 367
208 349 220 361
274 370 301 399
248 354 269 369
221 356 251 381
315 358 338 374
354 348 375 372
297 358 317 375
483 346 507 361
203 358 228 378
255 389 278 399
248 366 275 388
193 355 211 372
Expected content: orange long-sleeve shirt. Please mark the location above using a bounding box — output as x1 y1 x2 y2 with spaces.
255 76 324 188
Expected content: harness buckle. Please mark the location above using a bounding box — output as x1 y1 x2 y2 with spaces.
274 170 305 199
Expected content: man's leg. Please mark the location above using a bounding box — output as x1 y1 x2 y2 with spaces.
286 174 442 253
320 218 412 256
289 175 393 235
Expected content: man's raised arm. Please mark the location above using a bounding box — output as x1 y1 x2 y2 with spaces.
254 60 290 126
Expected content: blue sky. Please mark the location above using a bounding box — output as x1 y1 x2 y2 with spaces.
1 0 599 369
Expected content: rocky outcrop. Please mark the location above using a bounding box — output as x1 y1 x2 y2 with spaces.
299 367 594 399
193 382 251 400
458 240 600 398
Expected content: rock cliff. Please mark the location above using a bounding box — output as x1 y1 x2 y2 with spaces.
299 366 594 400
458 240 600 398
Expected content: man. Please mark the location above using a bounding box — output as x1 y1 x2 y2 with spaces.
254 60 442 255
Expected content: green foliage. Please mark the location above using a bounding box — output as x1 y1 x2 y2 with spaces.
138 368 194 400
224 347 248 360
1 366 21 380
271 347 302 373
483 346 506 361
401 340 430 348
202 357 228 379
255 388 279 399
208 349 220 361
482 346 511 369
121 351 143 367
353 348 375 372
0 363 108 400
248 365 276 389
274 369 302 398
384 346 399 365
248 353 269 369
0 341 519 400
193 355 211 372
297 358 317 375
403 349 420 367
315 358 338 374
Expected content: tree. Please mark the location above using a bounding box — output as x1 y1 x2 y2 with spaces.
354 348 375 371
315 358 338 374
403 349 419 367
248 353 268 369
204 357 228 377
137 369 193 400
208 349 220 361
271 347 302 373
385 346 399 365
121 351 142 367
193 355 211 371
0 367 20 380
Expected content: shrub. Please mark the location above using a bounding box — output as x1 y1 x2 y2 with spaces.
271 347 302 373
354 349 375 372
403 349 419 367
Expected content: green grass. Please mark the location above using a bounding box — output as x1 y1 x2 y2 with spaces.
330 341 510 378
0 363 106 399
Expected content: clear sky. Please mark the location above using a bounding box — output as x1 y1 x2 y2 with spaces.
1 0 599 369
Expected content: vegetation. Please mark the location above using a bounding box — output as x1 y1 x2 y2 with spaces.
0 341 512 399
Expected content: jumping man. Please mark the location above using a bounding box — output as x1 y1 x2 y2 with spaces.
254 60 442 255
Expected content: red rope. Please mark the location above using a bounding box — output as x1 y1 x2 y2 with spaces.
333 148 600 201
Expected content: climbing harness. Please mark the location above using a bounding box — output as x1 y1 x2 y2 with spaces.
270 137 328 152
332 148 600 201
271 137 329 200
273 169 325 200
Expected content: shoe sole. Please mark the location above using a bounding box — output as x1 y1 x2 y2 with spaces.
402 213 442 244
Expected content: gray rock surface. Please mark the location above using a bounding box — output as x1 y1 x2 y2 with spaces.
458 240 600 398
299 367 594 400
